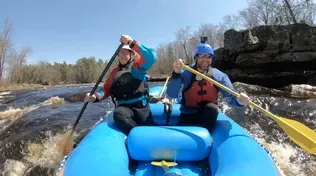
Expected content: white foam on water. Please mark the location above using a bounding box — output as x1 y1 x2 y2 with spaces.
2 130 78 176
249 123 312 176
0 107 24 120
0 96 66 129
217 94 316 176
106 110 112 116
40 96 65 108
23 131 65 168
0 119 10 126
0 108 24 132
2 159 29 176
0 91 11 96
219 102 230 113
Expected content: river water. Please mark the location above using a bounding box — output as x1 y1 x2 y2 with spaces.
0 82 315 176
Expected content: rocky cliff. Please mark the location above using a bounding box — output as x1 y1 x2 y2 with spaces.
213 23 316 88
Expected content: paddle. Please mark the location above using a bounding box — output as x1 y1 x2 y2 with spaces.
57 43 124 156
181 63 316 155
159 76 170 97
148 76 170 103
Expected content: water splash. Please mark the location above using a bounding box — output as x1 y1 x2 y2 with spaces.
2 159 29 176
0 96 65 120
0 107 24 120
0 96 66 132
2 130 78 176
220 82 316 176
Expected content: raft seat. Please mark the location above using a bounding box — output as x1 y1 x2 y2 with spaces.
126 126 212 162
150 103 181 125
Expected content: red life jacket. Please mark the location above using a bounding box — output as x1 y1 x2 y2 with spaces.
182 67 219 108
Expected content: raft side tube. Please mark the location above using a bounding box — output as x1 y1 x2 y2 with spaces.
63 114 130 176
127 126 212 161
209 113 280 176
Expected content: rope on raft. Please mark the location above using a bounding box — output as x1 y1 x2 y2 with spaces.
55 154 69 176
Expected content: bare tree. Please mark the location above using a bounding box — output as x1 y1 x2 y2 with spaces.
278 0 316 25
195 23 219 48
222 14 241 29
239 7 261 28
9 47 32 67
8 47 32 84
234 0 315 27
293 0 316 24
283 0 298 23
247 0 281 25
216 23 227 48
175 26 192 64
306 0 316 24
0 19 14 83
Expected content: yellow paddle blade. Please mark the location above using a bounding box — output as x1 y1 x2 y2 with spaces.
275 116 316 154
151 160 177 167
249 98 316 155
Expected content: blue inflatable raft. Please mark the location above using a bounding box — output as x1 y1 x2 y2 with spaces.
56 86 281 176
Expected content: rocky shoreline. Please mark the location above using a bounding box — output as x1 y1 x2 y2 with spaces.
213 23 316 88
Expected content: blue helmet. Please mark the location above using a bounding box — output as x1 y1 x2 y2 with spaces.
193 43 214 57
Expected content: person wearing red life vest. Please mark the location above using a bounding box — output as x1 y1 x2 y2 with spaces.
166 38 250 132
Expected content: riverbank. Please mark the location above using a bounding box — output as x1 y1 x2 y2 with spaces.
0 84 46 93
0 76 169 93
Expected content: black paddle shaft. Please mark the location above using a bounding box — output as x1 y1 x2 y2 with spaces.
72 43 124 130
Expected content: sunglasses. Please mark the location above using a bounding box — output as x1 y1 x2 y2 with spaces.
197 54 212 59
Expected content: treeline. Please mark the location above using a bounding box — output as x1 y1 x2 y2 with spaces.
9 57 114 85
1 0 315 85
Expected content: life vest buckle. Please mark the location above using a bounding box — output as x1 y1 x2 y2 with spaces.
198 90 207 95
198 81 206 86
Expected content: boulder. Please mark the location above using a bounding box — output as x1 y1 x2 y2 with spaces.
213 23 316 88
